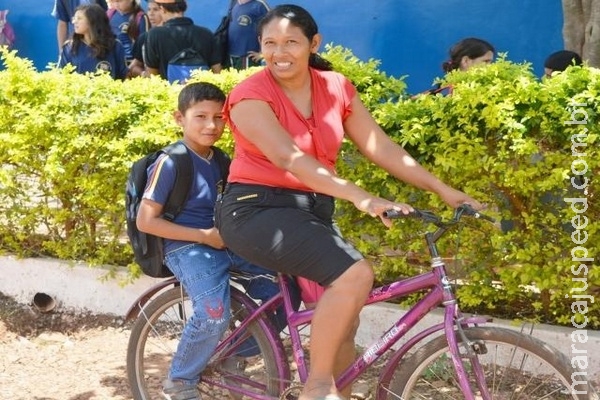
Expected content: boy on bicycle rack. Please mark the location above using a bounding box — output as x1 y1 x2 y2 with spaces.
135 81 298 400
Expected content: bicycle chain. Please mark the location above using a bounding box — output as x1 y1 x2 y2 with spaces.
279 384 303 400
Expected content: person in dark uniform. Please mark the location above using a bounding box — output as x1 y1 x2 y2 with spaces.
144 0 221 80
57 3 128 80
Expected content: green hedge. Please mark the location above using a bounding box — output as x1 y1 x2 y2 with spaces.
1 47 597 328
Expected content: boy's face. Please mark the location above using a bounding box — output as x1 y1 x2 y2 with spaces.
174 100 225 152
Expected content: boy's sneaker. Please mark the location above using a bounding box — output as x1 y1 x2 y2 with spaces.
162 379 201 400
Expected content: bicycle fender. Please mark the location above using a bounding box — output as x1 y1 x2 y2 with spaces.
124 277 179 322
376 316 490 397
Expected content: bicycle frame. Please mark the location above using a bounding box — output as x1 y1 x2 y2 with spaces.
205 255 492 400
128 205 591 400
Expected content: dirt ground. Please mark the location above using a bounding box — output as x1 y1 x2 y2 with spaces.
0 291 377 400
0 291 133 400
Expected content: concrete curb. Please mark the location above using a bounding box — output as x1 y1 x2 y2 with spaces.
0 255 162 315
1 255 598 382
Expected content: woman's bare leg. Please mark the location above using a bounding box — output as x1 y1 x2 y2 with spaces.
303 311 359 398
334 319 358 398
299 260 373 399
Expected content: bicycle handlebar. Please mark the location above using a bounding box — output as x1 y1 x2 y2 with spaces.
383 204 495 226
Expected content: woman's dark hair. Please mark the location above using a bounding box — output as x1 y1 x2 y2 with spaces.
178 82 226 113
257 4 333 71
544 50 583 72
442 37 495 72
71 4 116 59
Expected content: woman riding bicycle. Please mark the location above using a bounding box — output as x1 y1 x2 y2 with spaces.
215 4 483 399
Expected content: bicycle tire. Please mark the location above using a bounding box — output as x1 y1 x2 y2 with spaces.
126 285 286 399
384 326 597 400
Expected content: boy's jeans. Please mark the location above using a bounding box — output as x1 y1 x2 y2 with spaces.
165 243 281 384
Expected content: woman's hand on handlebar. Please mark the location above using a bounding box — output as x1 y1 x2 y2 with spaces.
355 195 414 228
438 187 485 211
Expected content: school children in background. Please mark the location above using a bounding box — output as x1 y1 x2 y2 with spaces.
543 50 583 78
442 37 495 73
52 0 108 53
107 0 149 63
144 0 163 29
226 0 269 70
58 4 128 80
413 37 496 98
128 0 162 78
144 0 221 81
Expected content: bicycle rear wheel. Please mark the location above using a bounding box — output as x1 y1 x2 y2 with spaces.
126 285 287 399
385 326 597 400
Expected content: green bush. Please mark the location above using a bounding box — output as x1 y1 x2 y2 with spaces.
336 55 598 327
0 47 597 328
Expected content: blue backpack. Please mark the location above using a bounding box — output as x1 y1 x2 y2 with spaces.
167 48 208 84
166 27 208 84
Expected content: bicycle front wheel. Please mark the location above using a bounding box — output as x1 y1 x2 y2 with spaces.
387 326 597 400
126 285 286 400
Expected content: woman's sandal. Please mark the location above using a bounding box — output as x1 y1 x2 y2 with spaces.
282 384 346 400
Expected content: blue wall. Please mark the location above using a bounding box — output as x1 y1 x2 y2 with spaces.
1 0 564 93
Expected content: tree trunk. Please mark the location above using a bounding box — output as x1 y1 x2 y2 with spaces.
562 0 600 67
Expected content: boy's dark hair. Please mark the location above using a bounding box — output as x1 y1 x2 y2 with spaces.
156 1 187 13
178 82 226 113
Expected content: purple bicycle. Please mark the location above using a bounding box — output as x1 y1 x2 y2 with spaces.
125 204 596 399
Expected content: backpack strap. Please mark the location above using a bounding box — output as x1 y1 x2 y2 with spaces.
161 142 193 221
107 9 146 39
107 8 141 21
160 143 230 220
211 146 231 196
136 10 145 26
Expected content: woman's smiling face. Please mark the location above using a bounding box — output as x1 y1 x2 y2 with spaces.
259 17 320 79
